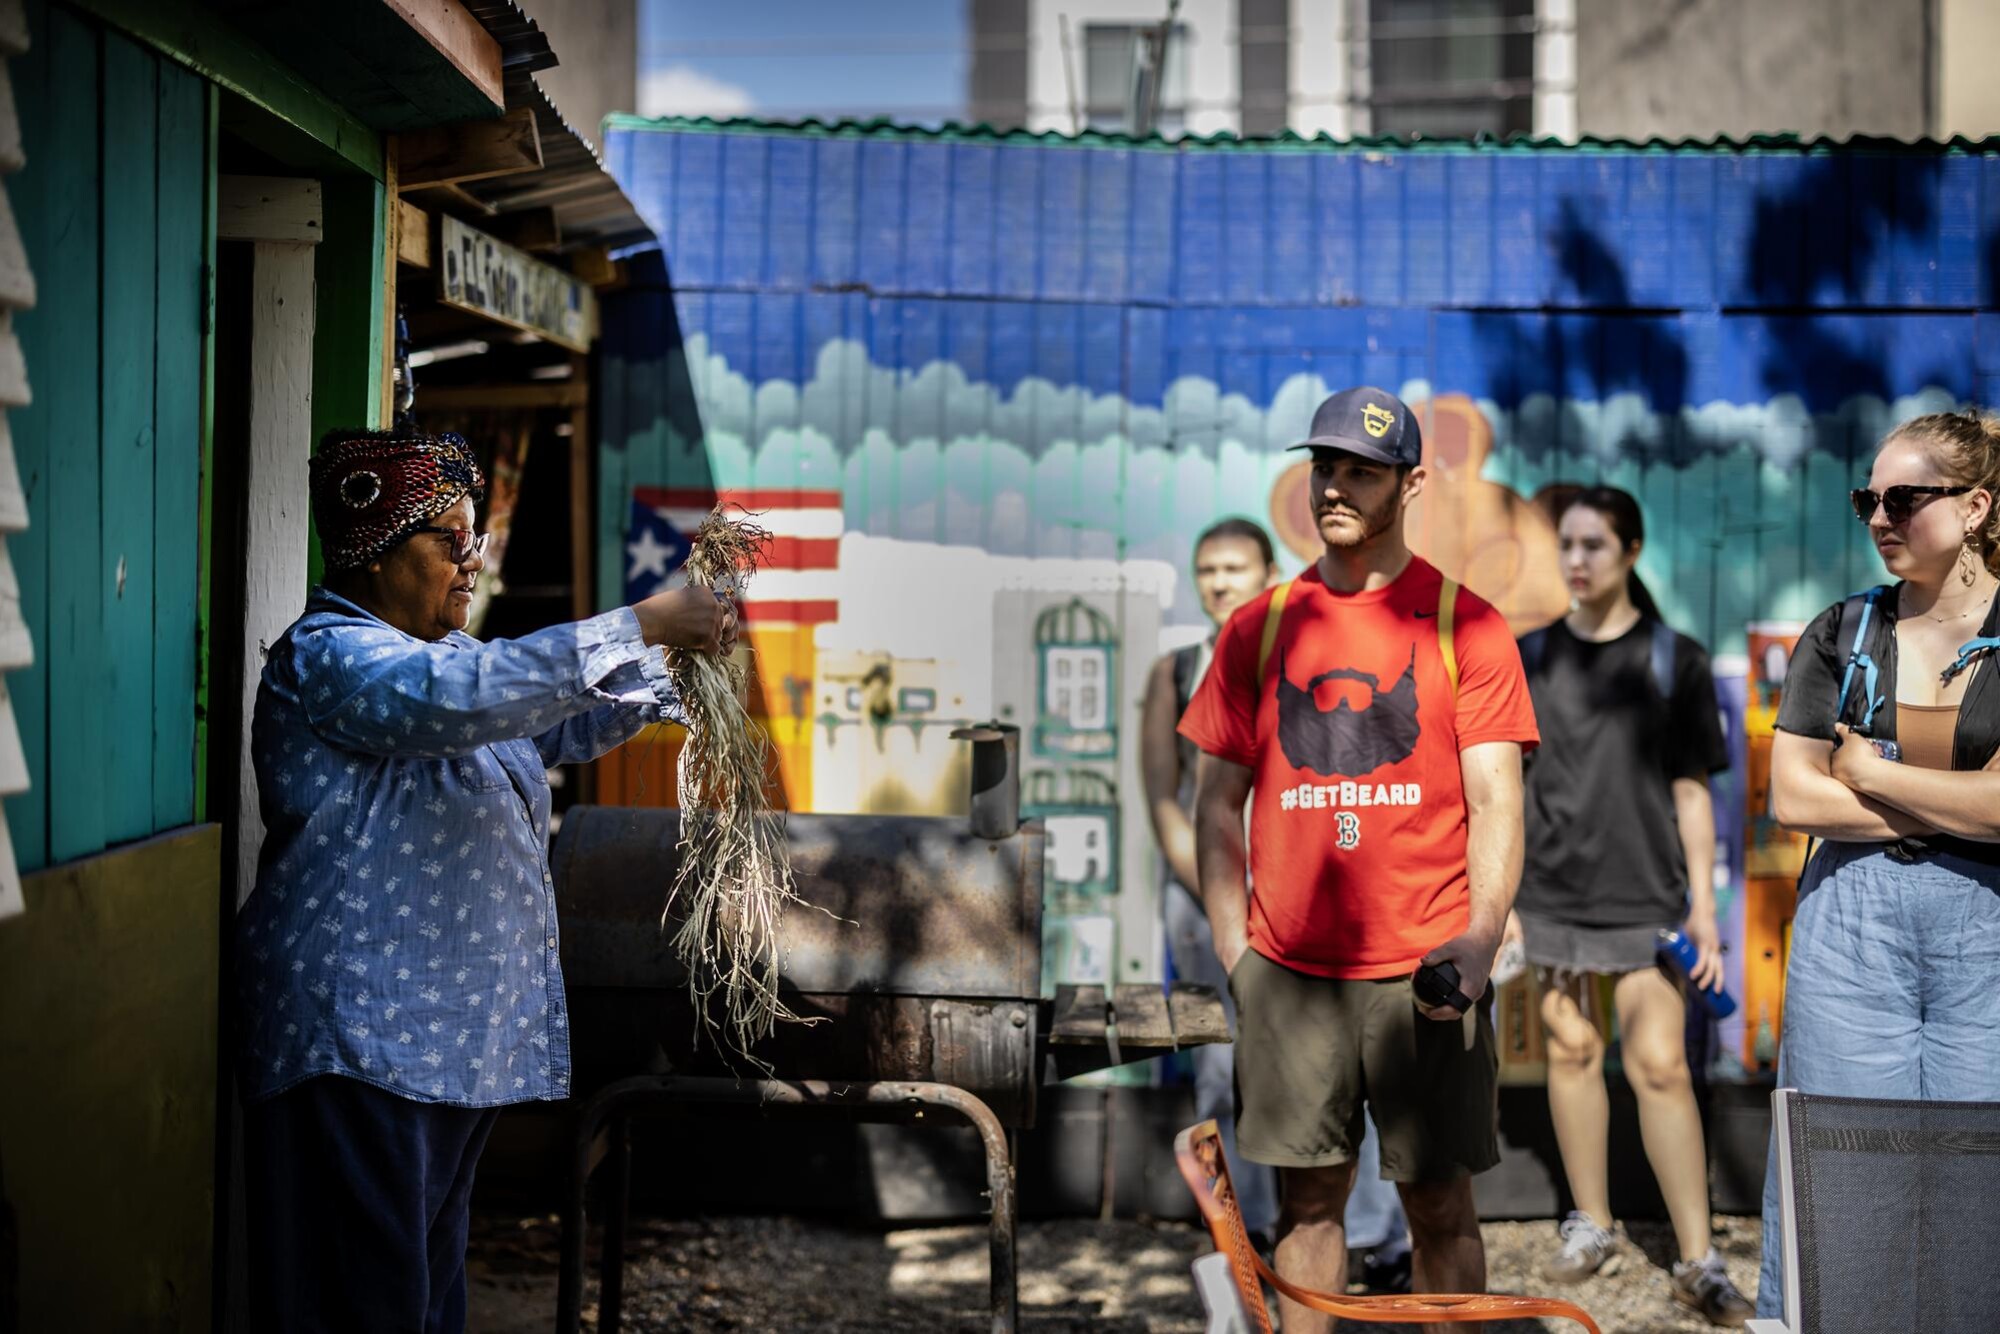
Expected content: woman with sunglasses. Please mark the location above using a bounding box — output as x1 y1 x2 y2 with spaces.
1513 487 1751 1326
234 428 736 1334
1758 411 2000 1322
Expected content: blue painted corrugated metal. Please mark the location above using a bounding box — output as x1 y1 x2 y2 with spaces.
609 130 2000 317
601 127 2000 643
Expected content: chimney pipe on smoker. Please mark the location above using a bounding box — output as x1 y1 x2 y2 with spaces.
950 722 1020 840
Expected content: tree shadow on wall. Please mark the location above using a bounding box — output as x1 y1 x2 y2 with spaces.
1477 159 1972 469
1406 200 1697 634
1458 157 1985 641
1743 152 1959 402
601 247 719 506
1462 199 1693 474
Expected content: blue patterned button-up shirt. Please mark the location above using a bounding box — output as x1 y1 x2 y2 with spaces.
236 588 685 1106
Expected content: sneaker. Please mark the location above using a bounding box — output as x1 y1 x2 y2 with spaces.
1542 1211 1623 1283
1670 1249 1754 1327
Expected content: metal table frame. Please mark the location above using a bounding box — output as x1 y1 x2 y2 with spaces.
556 1075 1019 1334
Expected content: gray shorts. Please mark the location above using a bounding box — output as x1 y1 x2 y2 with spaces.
1517 910 1668 977
1228 948 1498 1181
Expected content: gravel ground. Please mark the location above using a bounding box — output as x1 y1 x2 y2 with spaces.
466 1210 1760 1333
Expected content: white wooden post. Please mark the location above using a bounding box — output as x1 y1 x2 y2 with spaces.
219 176 321 905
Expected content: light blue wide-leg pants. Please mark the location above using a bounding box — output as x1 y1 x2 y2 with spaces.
1754 844 2000 1319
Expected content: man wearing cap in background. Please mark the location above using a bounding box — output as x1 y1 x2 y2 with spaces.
1178 387 1538 1331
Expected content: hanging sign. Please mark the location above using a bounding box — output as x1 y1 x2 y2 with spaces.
437 214 597 352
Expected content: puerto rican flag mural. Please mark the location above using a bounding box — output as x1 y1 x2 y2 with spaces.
625 487 844 628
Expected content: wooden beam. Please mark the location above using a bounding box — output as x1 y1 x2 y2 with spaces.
485 206 561 253
396 198 431 268
413 381 586 411
380 0 504 111
393 106 541 190
570 244 617 288
403 182 498 217
217 175 323 244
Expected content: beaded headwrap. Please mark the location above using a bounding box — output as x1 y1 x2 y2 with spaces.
309 429 487 572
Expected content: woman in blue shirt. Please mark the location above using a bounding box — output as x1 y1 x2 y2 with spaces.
237 428 733 1334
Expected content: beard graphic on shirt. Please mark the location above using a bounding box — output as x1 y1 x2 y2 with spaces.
1276 644 1421 777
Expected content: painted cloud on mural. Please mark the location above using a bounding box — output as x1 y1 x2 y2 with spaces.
637 331 1963 632
678 330 1962 475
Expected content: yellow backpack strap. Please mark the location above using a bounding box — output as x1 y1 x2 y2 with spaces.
1437 578 1460 699
1255 580 1293 681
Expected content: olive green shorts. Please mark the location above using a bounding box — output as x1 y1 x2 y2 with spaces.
1227 947 1499 1181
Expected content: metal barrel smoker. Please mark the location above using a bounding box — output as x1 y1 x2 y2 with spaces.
550 724 1228 1334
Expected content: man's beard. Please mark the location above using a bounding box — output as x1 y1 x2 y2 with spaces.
1315 491 1402 549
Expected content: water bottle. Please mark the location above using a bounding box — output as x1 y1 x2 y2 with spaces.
1656 929 1738 1019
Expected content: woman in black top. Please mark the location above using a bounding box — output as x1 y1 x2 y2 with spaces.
1757 412 2000 1321
1515 488 1750 1325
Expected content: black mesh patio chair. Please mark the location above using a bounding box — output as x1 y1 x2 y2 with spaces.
1749 1089 2000 1334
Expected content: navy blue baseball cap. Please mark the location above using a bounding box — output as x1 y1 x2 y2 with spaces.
1286 386 1423 467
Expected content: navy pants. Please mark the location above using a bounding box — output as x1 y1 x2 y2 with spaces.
244 1075 500 1334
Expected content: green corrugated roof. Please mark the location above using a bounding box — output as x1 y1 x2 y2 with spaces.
605 112 2000 155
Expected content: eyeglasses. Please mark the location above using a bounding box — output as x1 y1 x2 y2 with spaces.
409 525 490 565
1850 485 1972 525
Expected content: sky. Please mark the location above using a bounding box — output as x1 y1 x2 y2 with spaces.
638 0 970 124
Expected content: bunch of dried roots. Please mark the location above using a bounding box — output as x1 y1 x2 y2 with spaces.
663 506 817 1065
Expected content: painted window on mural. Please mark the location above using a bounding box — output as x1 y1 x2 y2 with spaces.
1033 599 1119 759
1043 648 1108 731
1028 765 1123 994
1045 811 1114 891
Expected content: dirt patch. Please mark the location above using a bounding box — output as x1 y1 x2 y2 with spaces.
467 1211 1761 1333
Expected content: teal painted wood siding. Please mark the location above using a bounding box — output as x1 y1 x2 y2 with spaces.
10 1 208 870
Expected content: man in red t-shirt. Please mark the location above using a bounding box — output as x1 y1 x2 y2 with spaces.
1180 386 1538 1330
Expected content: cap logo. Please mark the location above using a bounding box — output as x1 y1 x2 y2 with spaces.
1361 403 1395 438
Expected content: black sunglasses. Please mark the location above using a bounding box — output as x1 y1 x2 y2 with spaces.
1850 485 1971 525
409 525 490 565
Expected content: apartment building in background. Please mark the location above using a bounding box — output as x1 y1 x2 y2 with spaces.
521 0 638 148
968 0 2000 142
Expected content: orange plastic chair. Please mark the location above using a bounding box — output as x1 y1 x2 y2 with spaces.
1174 1120 1602 1332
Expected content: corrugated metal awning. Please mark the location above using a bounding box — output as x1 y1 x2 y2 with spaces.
455 1 654 254
605 112 2000 158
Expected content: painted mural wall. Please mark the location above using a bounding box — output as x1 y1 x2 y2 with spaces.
598 120 2000 994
